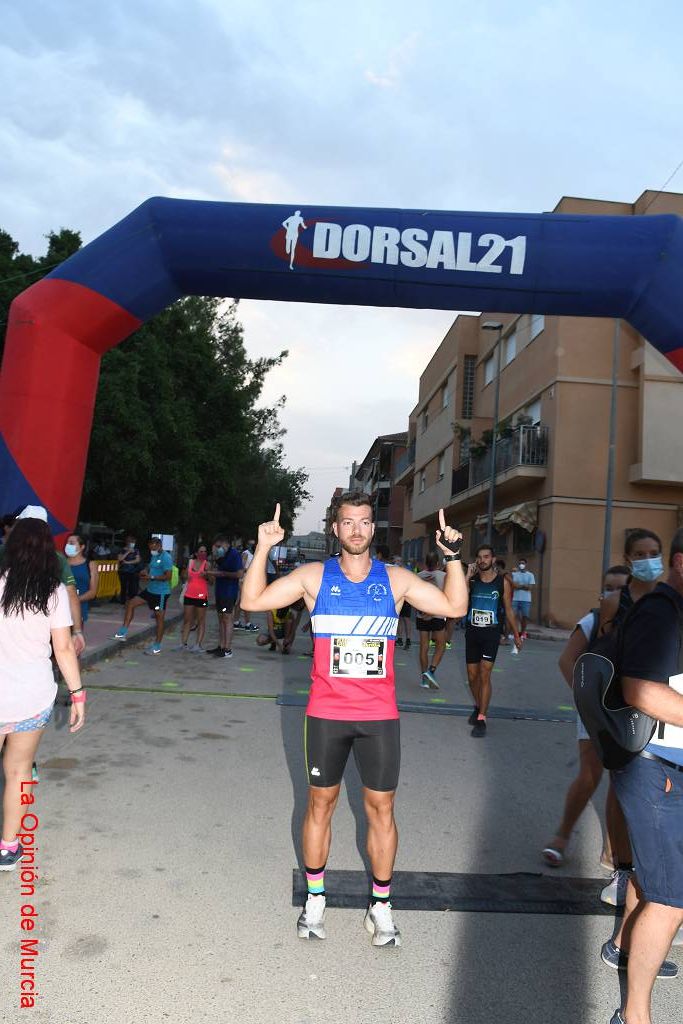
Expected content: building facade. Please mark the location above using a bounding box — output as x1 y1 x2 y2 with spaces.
395 190 683 627
346 433 407 556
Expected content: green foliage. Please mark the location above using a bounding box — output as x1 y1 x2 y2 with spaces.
0 227 309 541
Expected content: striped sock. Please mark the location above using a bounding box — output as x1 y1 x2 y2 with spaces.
1 838 19 853
372 876 392 903
305 865 325 897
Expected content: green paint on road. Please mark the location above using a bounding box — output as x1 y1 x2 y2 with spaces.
124 661 140 665
558 705 573 711
239 666 256 672
429 698 447 704
161 680 180 688
296 688 310 695
84 683 277 700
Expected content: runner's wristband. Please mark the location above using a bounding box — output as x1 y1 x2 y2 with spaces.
441 536 463 558
443 554 461 562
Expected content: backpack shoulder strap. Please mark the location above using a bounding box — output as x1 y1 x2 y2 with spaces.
587 607 601 646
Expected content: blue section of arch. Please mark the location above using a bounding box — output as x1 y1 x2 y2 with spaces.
0 435 68 534
46 198 683 358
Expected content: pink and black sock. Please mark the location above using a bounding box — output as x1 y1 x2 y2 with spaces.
1 838 19 853
305 865 325 897
372 876 392 904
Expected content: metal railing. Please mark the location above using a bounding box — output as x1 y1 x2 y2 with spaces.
452 424 549 495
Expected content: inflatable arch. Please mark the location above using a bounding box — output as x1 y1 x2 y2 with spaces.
2 197 683 533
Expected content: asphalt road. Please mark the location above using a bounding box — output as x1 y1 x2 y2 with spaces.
1 618 681 1023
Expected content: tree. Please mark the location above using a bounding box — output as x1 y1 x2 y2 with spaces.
0 227 309 539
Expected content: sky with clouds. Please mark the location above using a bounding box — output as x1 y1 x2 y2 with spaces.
2 0 682 532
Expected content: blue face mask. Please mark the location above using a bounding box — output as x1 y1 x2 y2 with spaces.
65 543 79 557
215 547 226 558
630 556 663 582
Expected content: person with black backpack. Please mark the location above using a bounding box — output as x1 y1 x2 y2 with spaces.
601 528 683 1024
544 530 664 911
542 564 630 869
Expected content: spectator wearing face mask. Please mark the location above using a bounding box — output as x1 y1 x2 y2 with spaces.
117 535 142 605
510 558 535 639
64 535 98 633
113 537 173 655
205 536 243 659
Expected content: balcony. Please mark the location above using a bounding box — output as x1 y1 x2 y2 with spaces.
452 425 549 498
393 440 416 485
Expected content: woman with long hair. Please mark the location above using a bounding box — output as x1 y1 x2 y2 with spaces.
0 519 86 871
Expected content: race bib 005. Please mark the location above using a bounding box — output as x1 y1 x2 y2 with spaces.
331 636 387 678
471 609 494 627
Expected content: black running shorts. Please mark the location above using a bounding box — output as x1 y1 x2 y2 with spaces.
304 716 400 792
416 616 447 633
465 625 500 664
138 589 168 612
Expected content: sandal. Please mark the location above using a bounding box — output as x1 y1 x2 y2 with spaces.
542 846 565 867
542 836 568 867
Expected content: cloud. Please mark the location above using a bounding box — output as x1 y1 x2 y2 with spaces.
2 0 683 535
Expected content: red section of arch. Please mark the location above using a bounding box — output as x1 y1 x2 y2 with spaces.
0 279 141 529
665 347 683 373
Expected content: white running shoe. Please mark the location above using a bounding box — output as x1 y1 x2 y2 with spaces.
600 868 631 907
297 894 326 940
510 644 519 655
189 643 204 654
364 901 401 947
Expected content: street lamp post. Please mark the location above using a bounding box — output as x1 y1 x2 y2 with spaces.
482 322 504 547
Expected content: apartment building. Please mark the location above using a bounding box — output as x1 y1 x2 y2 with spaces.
346 433 407 555
395 189 683 627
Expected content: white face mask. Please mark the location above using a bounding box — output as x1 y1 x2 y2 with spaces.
518 563 527 572
65 543 79 557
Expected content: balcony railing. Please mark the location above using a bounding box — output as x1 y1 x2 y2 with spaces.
394 441 416 480
452 424 549 495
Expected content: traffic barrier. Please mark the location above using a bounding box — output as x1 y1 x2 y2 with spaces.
93 559 121 599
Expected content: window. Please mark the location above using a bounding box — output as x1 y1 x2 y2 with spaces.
461 355 476 418
484 355 495 386
513 524 534 554
419 471 426 493
438 451 446 480
504 330 516 366
530 314 545 341
525 398 541 425
441 374 451 409
421 409 429 433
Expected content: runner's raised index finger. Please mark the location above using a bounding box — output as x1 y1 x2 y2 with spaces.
438 508 446 532
273 502 281 523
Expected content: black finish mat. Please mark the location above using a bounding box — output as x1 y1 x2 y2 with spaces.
292 869 613 915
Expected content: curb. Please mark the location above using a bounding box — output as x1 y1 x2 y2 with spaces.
80 611 184 671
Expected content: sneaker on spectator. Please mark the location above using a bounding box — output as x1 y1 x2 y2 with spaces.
143 643 162 656
600 869 631 907
113 627 128 640
245 623 259 632
601 938 678 979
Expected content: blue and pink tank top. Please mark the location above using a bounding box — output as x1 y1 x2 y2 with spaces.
308 557 399 721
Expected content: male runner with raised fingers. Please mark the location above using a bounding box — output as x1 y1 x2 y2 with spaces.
241 491 468 947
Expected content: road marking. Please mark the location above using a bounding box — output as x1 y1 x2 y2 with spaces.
81 684 277 700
